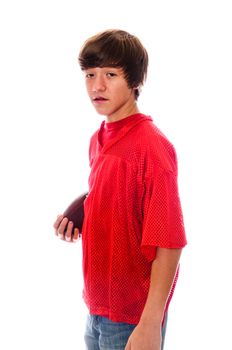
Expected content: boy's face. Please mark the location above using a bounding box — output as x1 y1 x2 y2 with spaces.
83 67 138 122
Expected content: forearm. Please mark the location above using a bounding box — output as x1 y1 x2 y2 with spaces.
140 247 182 327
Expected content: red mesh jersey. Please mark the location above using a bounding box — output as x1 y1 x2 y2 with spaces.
82 114 187 324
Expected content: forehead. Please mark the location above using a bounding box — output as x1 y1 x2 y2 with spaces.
85 66 124 74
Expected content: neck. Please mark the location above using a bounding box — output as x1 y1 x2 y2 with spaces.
106 103 140 123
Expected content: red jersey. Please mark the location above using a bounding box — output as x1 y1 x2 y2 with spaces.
82 113 187 324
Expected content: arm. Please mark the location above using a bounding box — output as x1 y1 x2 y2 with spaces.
125 247 182 350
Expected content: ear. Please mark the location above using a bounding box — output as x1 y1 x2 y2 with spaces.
133 86 141 100
133 84 142 92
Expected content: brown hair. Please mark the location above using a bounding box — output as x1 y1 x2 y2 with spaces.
78 29 148 99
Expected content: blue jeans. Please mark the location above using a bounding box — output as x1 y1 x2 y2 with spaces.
84 313 168 350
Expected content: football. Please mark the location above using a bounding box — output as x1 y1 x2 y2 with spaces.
63 192 88 233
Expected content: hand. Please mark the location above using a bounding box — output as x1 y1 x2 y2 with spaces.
53 215 80 242
125 323 161 350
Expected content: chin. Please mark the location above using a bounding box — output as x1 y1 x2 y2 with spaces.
93 108 108 117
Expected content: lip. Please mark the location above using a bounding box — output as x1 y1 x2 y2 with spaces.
92 96 109 104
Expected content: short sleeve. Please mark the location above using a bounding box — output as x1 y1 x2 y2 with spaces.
141 167 187 261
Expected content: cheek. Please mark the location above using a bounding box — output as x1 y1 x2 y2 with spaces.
85 82 92 96
112 83 132 98
118 88 133 101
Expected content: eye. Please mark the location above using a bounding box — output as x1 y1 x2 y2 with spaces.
106 72 117 78
85 72 94 79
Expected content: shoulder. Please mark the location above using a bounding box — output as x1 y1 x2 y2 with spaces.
89 129 99 144
132 117 178 174
88 127 101 165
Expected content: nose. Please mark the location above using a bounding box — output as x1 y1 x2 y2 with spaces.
91 74 106 92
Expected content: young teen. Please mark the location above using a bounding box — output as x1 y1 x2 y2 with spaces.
54 29 187 350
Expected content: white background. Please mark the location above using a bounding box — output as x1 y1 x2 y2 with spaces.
0 0 231 349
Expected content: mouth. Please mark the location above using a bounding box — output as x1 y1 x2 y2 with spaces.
92 96 109 103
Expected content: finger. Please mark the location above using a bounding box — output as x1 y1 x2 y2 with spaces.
72 227 80 242
53 215 64 232
57 217 69 239
65 221 74 242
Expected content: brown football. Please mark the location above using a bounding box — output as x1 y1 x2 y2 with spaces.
63 192 88 233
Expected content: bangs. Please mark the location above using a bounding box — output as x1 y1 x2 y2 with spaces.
79 36 127 70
